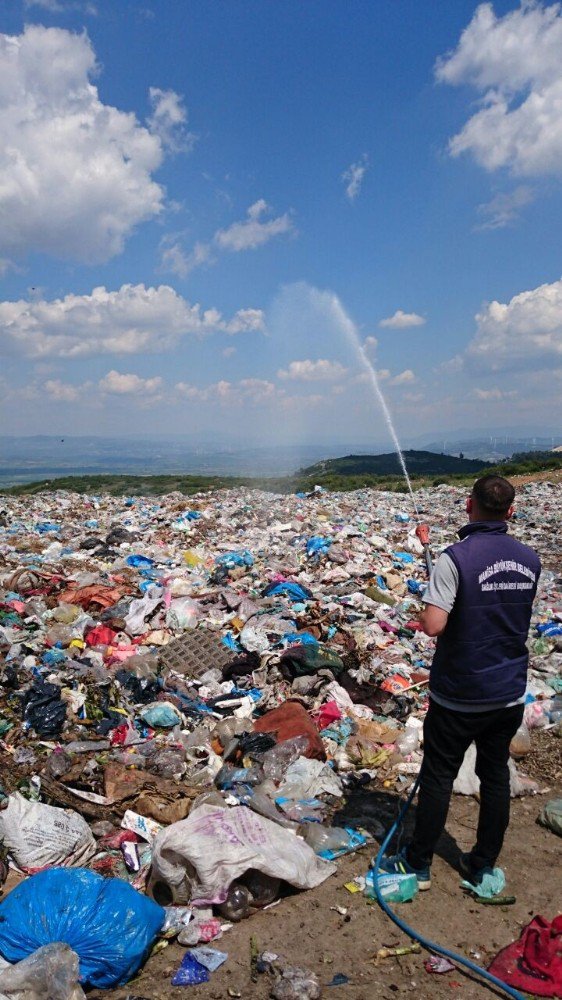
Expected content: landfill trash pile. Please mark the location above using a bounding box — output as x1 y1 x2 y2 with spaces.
0 481 560 990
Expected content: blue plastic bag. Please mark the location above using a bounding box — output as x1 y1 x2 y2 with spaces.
306 536 332 557
536 622 562 637
0 868 165 988
215 549 253 569
126 554 155 568
171 952 210 985
262 581 313 601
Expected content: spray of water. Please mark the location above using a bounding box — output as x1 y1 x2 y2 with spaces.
330 293 420 517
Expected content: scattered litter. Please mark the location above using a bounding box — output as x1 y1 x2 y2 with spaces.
424 955 456 974
0 480 558 990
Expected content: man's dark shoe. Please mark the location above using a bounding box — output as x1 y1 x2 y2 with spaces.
458 852 494 886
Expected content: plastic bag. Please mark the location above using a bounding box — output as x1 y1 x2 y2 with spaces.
0 868 165 989
165 597 201 630
396 727 420 755
22 681 66 737
275 757 344 800
139 701 182 729
538 799 562 837
453 744 539 797
148 804 336 906
271 965 321 1000
509 722 531 758
262 737 309 782
171 953 209 986
0 794 96 873
0 943 85 1000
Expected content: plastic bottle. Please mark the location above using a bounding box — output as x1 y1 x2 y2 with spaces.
509 722 531 758
262 736 309 782
44 625 74 648
218 871 280 920
218 883 253 921
240 870 280 908
302 825 352 854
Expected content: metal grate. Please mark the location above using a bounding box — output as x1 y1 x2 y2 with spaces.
158 629 237 678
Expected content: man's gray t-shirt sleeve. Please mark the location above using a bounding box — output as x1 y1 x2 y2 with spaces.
423 552 459 613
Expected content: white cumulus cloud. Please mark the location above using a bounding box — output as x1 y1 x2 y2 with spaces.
175 377 277 406
43 378 81 401
161 200 294 277
379 309 425 329
147 87 194 152
277 359 347 381
0 283 265 359
467 277 562 370
436 2 562 176
0 25 176 263
215 199 294 252
99 370 163 395
342 154 369 201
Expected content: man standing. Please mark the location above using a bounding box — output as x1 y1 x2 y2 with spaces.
380 475 541 889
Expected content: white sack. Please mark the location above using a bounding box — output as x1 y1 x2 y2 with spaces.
0 793 96 873
150 804 336 905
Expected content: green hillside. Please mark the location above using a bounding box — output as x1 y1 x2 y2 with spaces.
2 450 561 498
300 450 491 478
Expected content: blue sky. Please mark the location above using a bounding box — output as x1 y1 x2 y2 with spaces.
1 0 561 447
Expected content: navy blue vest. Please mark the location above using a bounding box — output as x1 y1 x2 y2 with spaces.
430 521 541 705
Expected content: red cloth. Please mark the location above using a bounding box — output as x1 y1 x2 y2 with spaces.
313 700 342 731
488 914 562 998
253 701 326 760
85 625 117 647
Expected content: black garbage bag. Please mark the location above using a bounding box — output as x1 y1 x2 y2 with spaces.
22 680 66 737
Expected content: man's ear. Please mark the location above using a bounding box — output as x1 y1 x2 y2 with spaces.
466 496 473 514
505 505 514 520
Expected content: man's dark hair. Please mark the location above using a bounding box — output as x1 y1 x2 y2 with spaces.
472 474 515 519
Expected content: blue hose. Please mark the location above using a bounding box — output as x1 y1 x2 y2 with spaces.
372 774 526 1000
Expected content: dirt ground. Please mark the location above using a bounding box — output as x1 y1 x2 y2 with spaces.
508 469 562 486
89 732 561 1000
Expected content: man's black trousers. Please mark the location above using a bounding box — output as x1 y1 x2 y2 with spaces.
407 699 525 872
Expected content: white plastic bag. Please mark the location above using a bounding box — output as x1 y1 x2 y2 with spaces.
453 744 539 798
276 757 344 800
0 794 96 873
165 597 201 630
124 590 162 635
149 804 336 906
0 943 85 1000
